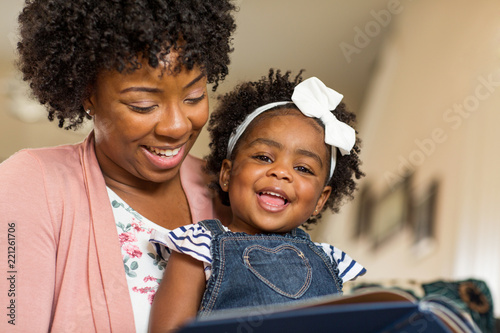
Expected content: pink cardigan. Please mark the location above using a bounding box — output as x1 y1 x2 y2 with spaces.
0 133 220 332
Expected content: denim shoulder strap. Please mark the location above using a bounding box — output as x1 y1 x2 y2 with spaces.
197 219 226 236
290 227 311 240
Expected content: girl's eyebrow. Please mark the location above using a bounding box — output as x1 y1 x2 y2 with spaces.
249 138 281 149
296 148 324 168
119 73 206 94
249 138 324 167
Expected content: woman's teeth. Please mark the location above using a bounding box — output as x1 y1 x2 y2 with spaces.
147 146 181 157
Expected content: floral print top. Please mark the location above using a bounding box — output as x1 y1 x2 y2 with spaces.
107 187 168 333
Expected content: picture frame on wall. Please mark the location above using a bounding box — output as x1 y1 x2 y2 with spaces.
353 182 375 239
413 180 439 245
369 175 412 248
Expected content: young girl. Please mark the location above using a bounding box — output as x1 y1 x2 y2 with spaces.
148 70 366 332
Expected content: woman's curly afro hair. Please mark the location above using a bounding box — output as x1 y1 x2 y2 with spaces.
205 69 364 227
17 0 236 129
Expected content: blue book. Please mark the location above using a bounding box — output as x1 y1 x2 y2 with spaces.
178 288 481 333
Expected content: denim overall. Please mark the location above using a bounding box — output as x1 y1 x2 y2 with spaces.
198 219 343 316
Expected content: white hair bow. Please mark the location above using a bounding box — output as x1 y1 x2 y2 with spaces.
291 77 355 156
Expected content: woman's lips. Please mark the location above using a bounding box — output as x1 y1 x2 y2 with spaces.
141 145 184 169
146 146 181 157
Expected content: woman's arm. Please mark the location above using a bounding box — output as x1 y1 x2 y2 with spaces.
149 251 207 333
0 152 57 332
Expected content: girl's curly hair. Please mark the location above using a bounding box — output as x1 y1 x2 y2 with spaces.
206 69 364 226
17 0 236 129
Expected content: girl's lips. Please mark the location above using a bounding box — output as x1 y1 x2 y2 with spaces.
257 190 290 212
141 144 185 170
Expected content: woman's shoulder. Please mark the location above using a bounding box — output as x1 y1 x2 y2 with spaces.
0 140 92 231
1 142 83 176
0 139 91 193
1 141 85 170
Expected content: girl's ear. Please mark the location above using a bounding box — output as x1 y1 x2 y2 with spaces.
313 186 332 216
219 159 232 192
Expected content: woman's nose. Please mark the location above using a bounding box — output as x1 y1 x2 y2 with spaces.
155 104 191 140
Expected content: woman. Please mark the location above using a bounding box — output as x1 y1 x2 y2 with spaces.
0 0 236 332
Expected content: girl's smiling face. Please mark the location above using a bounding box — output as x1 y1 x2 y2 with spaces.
87 57 209 188
220 109 332 234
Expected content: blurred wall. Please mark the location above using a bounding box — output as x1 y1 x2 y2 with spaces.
0 62 90 162
310 0 500 316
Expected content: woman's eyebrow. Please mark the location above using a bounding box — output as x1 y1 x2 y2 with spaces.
184 73 206 89
120 86 162 94
119 73 206 94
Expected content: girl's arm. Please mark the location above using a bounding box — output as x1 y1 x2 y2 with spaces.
149 251 207 333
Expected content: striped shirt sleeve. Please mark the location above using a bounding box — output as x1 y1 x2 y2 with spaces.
315 242 367 283
149 224 213 265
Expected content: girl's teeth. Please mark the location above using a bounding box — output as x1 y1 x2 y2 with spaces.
260 192 288 205
148 146 181 157
261 191 286 200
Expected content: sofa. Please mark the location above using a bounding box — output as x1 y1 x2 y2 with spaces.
344 278 497 333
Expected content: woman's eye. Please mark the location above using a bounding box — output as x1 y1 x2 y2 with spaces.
128 105 157 113
185 93 206 104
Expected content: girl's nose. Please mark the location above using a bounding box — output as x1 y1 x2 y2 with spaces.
267 161 293 182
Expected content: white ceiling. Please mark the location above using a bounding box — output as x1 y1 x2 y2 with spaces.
0 0 392 115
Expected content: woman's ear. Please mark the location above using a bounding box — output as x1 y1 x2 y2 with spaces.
219 159 232 192
82 97 95 116
83 83 97 115
313 186 332 215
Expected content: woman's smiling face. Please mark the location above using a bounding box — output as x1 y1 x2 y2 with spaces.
87 58 209 188
220 109 332 234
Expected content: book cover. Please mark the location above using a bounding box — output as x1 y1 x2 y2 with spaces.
178 288 481 333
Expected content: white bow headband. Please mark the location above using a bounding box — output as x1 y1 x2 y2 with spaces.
226 77 356 180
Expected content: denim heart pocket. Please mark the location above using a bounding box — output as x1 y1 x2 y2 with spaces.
243 244 312 299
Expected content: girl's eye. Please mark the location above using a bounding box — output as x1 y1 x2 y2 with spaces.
295 165 314 175
185 93 206 104
253 155 272 163
128 105 157 113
